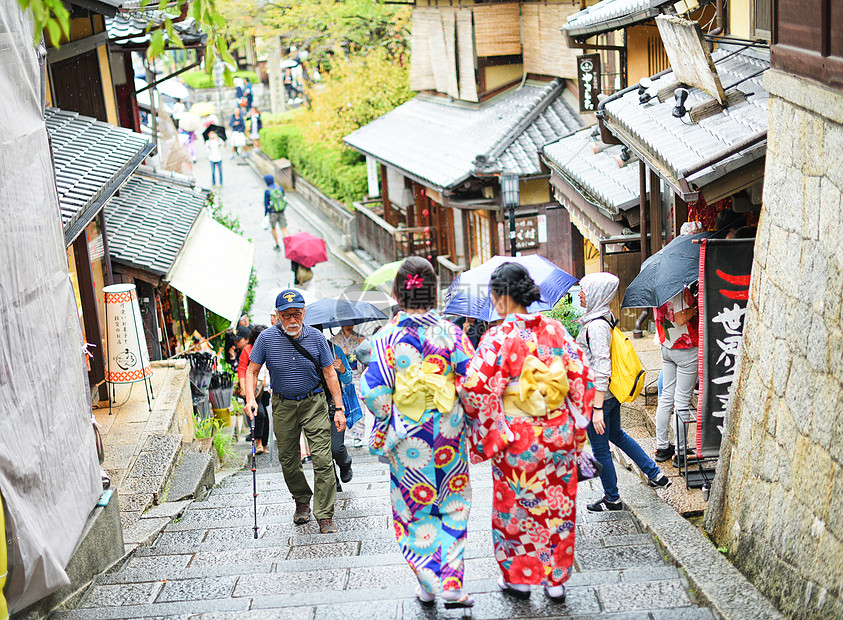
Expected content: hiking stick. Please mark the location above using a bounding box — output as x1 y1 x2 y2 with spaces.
249 416 258 539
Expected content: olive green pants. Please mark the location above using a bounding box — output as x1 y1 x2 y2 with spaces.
272 392 336 519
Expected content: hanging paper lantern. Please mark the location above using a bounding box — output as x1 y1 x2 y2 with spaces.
422 209 429 217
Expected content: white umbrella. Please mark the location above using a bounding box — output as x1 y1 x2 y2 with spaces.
156 78 190 101
178 112 203 133
281 59 299 69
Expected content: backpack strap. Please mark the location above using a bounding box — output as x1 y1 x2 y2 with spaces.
584 314 616 348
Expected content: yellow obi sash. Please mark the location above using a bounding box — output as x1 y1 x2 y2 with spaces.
502 355 569 419
394 361 456 422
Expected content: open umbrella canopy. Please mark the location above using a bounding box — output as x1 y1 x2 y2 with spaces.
178 112 203 133
283 232 328 268
621 232 711 309
304 298 388 328
363 260 403 291
202 124 227 142
443 254 578 321
190 101 217 117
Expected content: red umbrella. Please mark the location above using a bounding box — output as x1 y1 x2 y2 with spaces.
283 232 328 268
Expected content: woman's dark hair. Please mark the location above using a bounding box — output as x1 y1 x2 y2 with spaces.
489 262 541 308
248 325 267 346
392 256 437 310
714 208 746 239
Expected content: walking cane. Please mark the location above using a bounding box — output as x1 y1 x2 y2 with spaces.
249 415 258 539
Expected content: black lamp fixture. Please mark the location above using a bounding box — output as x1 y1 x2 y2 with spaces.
638 77 653 104
673 87 689 118
501 174 520 257
619 146 631 162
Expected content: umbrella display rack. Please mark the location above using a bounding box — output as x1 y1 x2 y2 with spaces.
209 371 234 427
674 408 717 489
182 352 215 421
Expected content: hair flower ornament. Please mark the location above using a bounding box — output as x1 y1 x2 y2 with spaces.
405 274 425 290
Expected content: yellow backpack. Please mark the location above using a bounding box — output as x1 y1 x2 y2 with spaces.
587 316 646 403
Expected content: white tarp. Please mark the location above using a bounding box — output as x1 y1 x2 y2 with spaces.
0 0 102 612
166 211 254 323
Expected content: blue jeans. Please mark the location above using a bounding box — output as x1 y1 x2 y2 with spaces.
587 396 661 502
210 160 223 185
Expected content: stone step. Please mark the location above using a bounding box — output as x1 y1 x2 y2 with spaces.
165 453 215 503
117 434 183 530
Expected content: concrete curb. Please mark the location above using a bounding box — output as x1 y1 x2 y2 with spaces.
615 464 784 620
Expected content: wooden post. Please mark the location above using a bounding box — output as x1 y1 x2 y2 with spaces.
73 235 108 401
639 161 649 261
99 211 114 286
649 168 663 255
380 164 392 225
673 194 688 239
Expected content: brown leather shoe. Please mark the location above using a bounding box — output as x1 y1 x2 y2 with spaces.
318 518 338 534
293 502 310 525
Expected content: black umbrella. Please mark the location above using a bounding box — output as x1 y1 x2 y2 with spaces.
202 124 227 142
621 232 711 309
304 298 388 328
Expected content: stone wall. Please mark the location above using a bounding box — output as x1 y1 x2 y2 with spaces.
704 69 843 619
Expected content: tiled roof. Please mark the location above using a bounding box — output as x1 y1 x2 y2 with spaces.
563 0 674 39
45 108 153 245
543 126 639 214
104 169 209 276
106 11 205 47
498 98 584 177
601 44 769 195
344 80 582 190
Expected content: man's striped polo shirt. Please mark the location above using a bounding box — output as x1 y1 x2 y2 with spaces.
250 324 334 398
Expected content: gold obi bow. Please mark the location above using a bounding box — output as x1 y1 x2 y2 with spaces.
394 361 456 422
503 355 569 419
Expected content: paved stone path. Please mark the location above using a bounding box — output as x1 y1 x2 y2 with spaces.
58 446 716 619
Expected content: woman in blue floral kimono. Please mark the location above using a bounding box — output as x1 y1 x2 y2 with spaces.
361 257 476 609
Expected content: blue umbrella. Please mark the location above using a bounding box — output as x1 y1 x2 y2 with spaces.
304 298 388 328
443 255 578 321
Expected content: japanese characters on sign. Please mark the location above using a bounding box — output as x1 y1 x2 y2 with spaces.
697 239 754 457
514 217 540 250
577 54 601 113
103 283 152 383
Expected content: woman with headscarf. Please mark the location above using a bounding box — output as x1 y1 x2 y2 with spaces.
460 262 595 603
360 257 476 609
576 273 670 513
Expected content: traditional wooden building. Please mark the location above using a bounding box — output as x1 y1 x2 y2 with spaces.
345 0 588 284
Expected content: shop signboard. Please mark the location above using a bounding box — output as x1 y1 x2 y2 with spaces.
696 238 754 457
515 216 540 250
577 54 601 112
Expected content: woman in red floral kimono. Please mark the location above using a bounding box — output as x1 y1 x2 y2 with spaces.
460 262 595 603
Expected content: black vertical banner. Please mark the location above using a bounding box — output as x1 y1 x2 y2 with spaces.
696 239 754 458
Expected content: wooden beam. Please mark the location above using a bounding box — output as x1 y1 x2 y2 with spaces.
649 168 663 255
380 164 392 226
47 31 108 64
673 194 688 239
73 234 108 401
639 161 649 261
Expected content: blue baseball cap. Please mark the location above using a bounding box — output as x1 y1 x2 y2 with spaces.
275 289 306 311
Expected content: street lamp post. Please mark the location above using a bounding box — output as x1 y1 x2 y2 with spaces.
501 174 520 257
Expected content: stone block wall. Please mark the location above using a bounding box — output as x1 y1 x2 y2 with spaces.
704 69 843 619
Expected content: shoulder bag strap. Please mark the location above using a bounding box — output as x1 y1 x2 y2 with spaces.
277 325 335 414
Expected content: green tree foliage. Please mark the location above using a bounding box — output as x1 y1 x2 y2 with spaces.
19 0 235 70
544 297 584 338
219 0 410 63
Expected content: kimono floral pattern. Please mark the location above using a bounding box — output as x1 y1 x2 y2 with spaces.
360 311 475 594
460 313 594 587
655 288 699 349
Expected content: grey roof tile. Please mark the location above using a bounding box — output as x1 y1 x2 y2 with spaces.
104 171 210 276
543 126 639 214
563 0 674 38
602 44 769 191
344 80 583 189
106 10 205 47
45 107 152 238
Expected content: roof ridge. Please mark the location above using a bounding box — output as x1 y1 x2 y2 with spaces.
474 79 565 173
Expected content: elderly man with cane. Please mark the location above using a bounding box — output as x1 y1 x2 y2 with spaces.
244 290 348 534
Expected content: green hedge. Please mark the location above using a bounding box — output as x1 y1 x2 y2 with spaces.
260 124 367 206
182 70 260 90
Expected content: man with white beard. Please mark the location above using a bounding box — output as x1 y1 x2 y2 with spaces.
245 290 348 534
